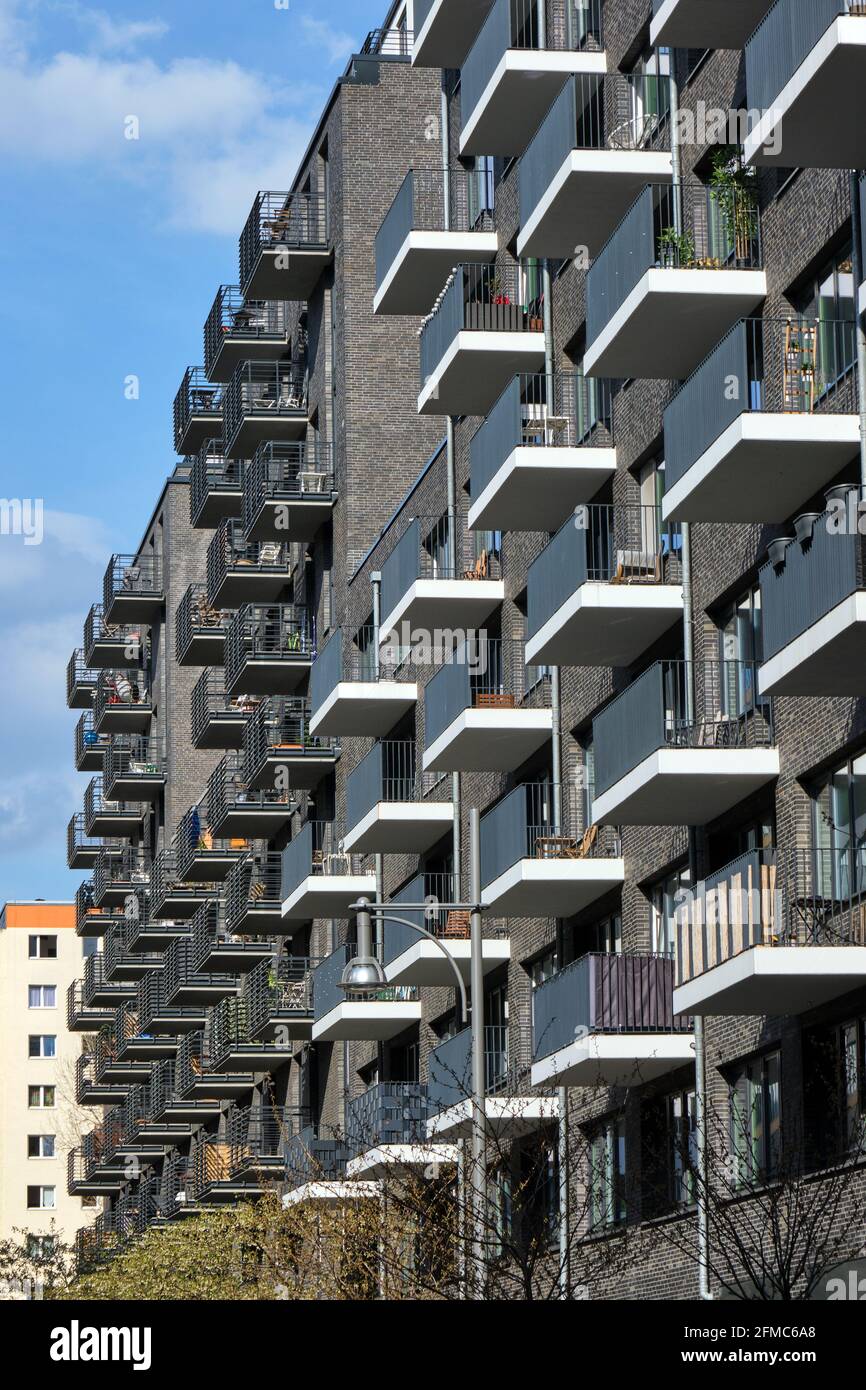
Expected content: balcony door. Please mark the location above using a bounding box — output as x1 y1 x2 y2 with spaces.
812 754 866 903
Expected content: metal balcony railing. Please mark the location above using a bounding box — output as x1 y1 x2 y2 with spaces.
428 1024 513 1113
383 872 458 959
103 737 165 794
67 648 99 706
84 777 144 833
309 625 410 716
224 604 314 693
82 948 136 1006
160 1150 193 1216
230 1104 309 1172
245 955 316 1039
746 0 859 120
173 367 223 453
190 897 245 971
675 849 779 986
360 26 414 56
223 360 307 455
191 668 253 747
346 1082 431 1155
239 190 330 295
242 440 335 534
203 286 291 379
375 167 495 291
242 696 337 786
206 518 290 605
162 933 236 1006
346 739 441 833
281 820 367 901
150 847 213 918
208 995 255 1071
224 851 283 935
67 813 106 868
67 980 111 1031
480 782 621 889
284 1125 351 1189
84 605 144 665
103 554 163 615
424 637 551 747
174 1029 211 1099
189 440 244 527
176 584 228 664
313 943 418 1023
206 751 293 830
420 263 541 391
76 878 126 935
75 710 110 769
93 842 150 905
380 513 501 623
174 799 249 883
787 845 866 948
94 671 151 729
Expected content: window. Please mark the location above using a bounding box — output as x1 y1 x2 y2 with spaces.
28 985 56 1009
587 912 622 956
729 1051 781 1187
804 1015 866 1165
642 1089 697 1215
718 588 763 717
811 752 866 903
669 1089 698 1206
26 1186 55 1210
579 735 595 830
28 1085 55 1109
28 1035 56 1059
650 865 691 958
796 243 856 386
588 1118 626 1230
28 1135 56 1158
627 47 671 133
28 935 57 959
26 1235 55 1259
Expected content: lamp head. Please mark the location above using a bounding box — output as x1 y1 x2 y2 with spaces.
340 953 387 999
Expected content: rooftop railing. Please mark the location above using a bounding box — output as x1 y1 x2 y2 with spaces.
424 636 550 747
75 710 110 768
173 368 223 453
420 263 541 390
203 286 291 378
360 26 414 56
375 167 495 290
239 190 330 295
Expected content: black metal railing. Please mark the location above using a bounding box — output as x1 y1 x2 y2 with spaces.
281 820 369 902
224 852 283 935
94 671 152 729
239 190 330 295
174 798 249 883
84 605 144 665
242 696 337 787
360 26 414 56
176 584 228 665
67 812 106 868
173 367 223 453
93 843 150 905
380 512 501 623
206 751 293 829
75 710 110 769
346 739 441 833
246 955 316 1038
84 777 144 834
224 604 314 693
206 518 290 604
223 360 308 456
242 441 335 535
204 286 291 379
191 668 254 748
103 554 163 615
375 167 495 290
102 737 165 796
189 440 245 527
67 648 98 706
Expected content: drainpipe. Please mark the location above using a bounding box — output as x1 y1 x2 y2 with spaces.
537 0 546 48
849 173 866 491
371 570 384 956
468 809 487 1298
440 75 451 230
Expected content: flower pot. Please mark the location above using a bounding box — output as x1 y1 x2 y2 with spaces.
794 512 821 545
825 483 855 509
767 537 793 569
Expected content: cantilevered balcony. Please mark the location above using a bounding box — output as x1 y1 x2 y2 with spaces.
651 0 774 48
82 950 137 1010
345 740 454 854
150 848 215 920
206 752 294 838
419 263 546 415
136 959 207 1034
592 660 779 826
223 361 308 458
68 1122 127 1196
243 697 339 793
175 585 228 666
67 813 104 870
379 514 504 639
346 1083 456 1179
480 783 623 917
191 897 272 974
427 1024 558 1139
758 495 866 696
469 372 616 532
146 1058 221 1132
204 285 291 382
309 626 418 738
94 671 152 735
191 669 252 749
206 520 291 608
745 0 866 168
189 1107 300 1203
75 879 126 937
459 0 606 157
95 1006 168 1083
245 955 316 1042
383 871 510 987
103 554 163 625
423 637 552 772
162 935 238 1009
224 604 314 697
283 1126 354 1201
374 169 498 315
311 944 421 1042
75 711 109 771
67 979 116 1033
242 441 336 542
174 1029 257 1102
121 895 188 954
189 440 244 528
84 777 146 838
518 74 672 261
525 504 684 668
281 821 376 925
102 737 165 802
674 847 866 1016
83 605 143 668
584 183 766 380
239 190 330 301
412 0 494 67
531 952 693 1088
225 850 284 935
102 919 163 985
67 649 98 708
114 1086 170 1163
173 368 223 455
174 800 250 884
76 1051 130 1107
209 993 288 1073
92 843 150 907
663 318 860 523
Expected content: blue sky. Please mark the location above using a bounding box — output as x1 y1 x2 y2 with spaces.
0 0 386 903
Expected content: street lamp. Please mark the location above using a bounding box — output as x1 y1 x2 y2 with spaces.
342 895 469 1023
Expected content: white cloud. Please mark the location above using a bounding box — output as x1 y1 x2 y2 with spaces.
299 15 356 66
53 2 170 53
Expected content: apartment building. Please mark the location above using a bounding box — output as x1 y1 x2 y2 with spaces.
66 0 866 1298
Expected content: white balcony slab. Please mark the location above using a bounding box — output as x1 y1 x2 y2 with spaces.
460 50 607 157
380 579 504 643
674 946 866 1017
412 0 494 68
312 999 423 1043
663 413 862 523
281 873 377 922
758 592 866 697
347 1144 460 1180
385 937 511 988
309 681 418 738
592 747 780 826
584 269 767 381
375 230 499 315
518 150 673 261
423 706 553 773
418 330 546 417
343 801 455 855
468 446 617 533
282 1181 381 1206
531 1032 694 1089
426 1095 560 1141
651 0 773 49
744 17 866 169
481 856 624 918
525 582 684 669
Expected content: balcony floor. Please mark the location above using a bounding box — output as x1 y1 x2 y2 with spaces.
419 330 546 417
227 903 284 935
375 230 499 315
380 578 505 643
531 1032 695 1089
282 1181 382 1206
526 582 684 669
468 446 617 533
460 51 607 157
178 850 245 884
207 334 291 384
423 706 553 773
343 801 455 855
144 1007 209 1032
178 631 227 667
104 593 163 626
85 811 145 837
106 774 165 802
249 1013 313 1042
309 681 418 738
347 1143 459 1180
178 414 223 457
312 999 423 1043
281 873 378 923
481 856 625 918
242 246 333 303
518 149 673 261
426 1095 560 1141
758 593 866 697
210 802 293 838
246 748 339 793
93 704 153 735
245 495 337 544
411 0 494 68
192 489 244 529
183 1073 258 1100
225 656 312 698
226 413 308 460
193 712 249 750
209 569 291 609
85 638 143 669
663 414 861 523
211 1045 288 1073
593 747 781 826
651 0 773 48
385 937 510 988
674 946 866 1017
584 269 767 381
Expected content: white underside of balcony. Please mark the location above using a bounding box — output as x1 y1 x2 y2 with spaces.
758 592 866 697
309 681 419 738
525 582 684 669
380 579 505 643
650 0 772 49
744 18 866 168
347 1144 460 1180
412 0 494 68
468 446 617 532
662 413 862 524
385 937 511 987
343 801 455 854
518 149 673 260
311 999 423 1043
481 856 625 918
426 1095 560 1141
460 50 607 157
584 268 767 381
423 706 553 773
674 946 866 1017
281 873 377 922
374 230 499 315
592 747 781 826
418 330 546 417
531 1032 695 1089
282 1181 382 1206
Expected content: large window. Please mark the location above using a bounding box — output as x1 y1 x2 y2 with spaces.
588 1118 626 1230
718 588 762 718
804 1014 866 1165
28 935 57 959
729 1051 781 1188
650 865 691 958
796 243 856 387
642 1088 698 1215
28 985 56 1009
811 752 866 903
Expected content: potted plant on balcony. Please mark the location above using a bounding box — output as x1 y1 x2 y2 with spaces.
466 273 522 333
709 148 758 264
657 225 695 269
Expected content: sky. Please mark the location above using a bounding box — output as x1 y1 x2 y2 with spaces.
0 0 386 904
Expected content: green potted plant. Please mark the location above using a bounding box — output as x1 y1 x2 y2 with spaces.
709 148 758 263
657 225 696 269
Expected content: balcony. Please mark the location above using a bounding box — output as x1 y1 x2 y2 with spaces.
311 944 421 1042
75 879 126 937
283 1126 353 1201
67 649 98 708
173 368 223 455
95 1007 167 1083
242 441 336 542
162 935 238 1009
93 844 150 907
383 871 510 987
224 604 314 697
758 496 866 696
379 514 504 639
209 993 289 1072
102 919 163 984
75 1051 129 1106
674 848 866 1016
206 520 291 608
281 821 376 925
174 1029 257 1102
584 183 766 381
206 752 294 838
146 1058 221 1131
239 190 330 301
67 979 116 1032
203 285 291 382
412 0 494 67
84 777 146 837
68 1127 127 1196
651 0 774 48
525 504 684 668
102 738 165 801
663 319 860 523
174 800 249 884
419 263 546 415
309 626 418 738
225 851 284 935
480 783 623 917
243 697 339 793
344 740 454 854
245 955 316 1042
427 1025 559 1139
423 637 552 773
150 848 215 920
531 952 693 1088
745 0 866 169
191 669 252 749
67 813 103 869
75 711 109 771
93 671 152 735
374 169 497 315
114 1087 168 1162
103 554 163 626
188 1108 299 1203
518 74 672 261
191 897 272 973
82 950 137 1009
190 440 244 529
175 585 228 666
592 661 779 826
83 605 143 668
469 372 616 532
223 361 308 458
459 0 606 157
346 1083 456 1179
121 896 188 954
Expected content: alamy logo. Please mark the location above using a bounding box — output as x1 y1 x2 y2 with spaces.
49 1321 152 1371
